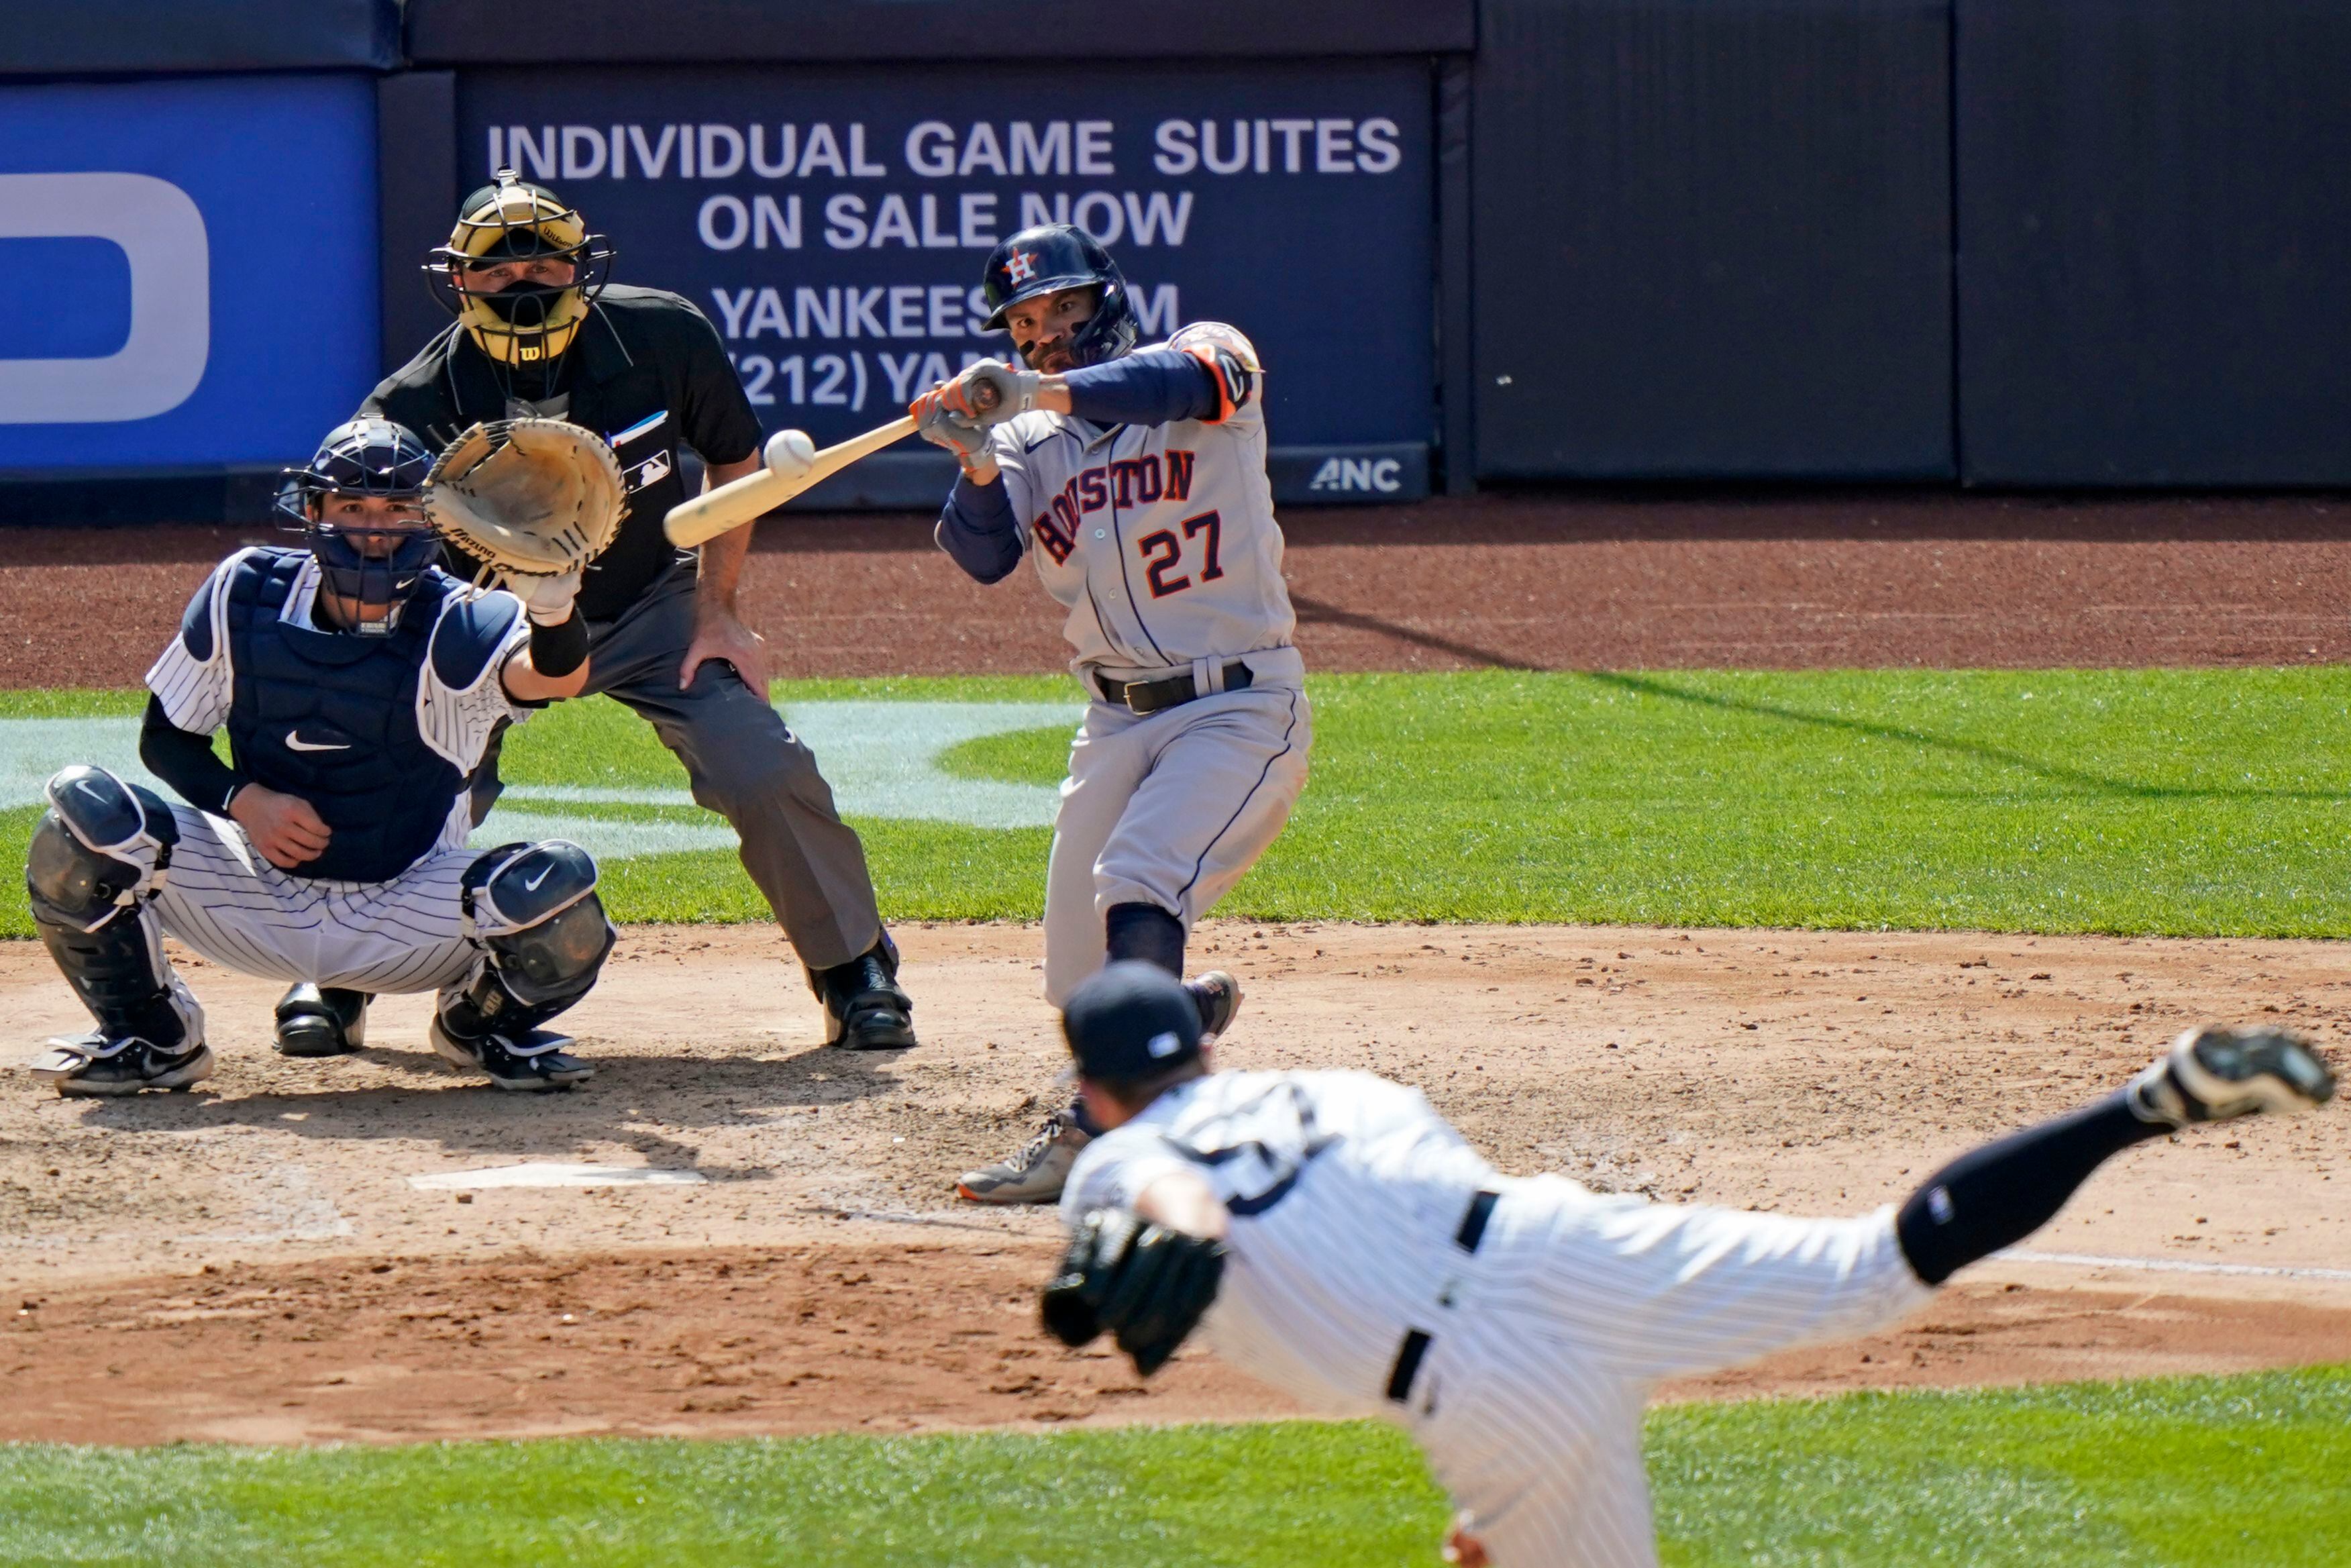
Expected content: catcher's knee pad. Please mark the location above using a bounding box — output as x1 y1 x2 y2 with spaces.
25 766 177 933
462 839 614 1011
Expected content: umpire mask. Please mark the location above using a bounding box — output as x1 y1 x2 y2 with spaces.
429 169 614 366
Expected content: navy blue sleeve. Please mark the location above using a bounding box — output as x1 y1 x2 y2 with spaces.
1061 349 1221 427
140 694 245 816
935 472 1023 585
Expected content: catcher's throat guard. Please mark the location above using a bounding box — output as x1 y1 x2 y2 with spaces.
423 418 627 586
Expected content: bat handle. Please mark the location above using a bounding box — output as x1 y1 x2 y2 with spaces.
968 378 1003 416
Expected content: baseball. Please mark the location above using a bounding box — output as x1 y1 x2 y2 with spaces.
764 427 817 480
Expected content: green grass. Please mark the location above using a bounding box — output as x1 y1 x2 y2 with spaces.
0 1367 2342 1565
10 667 2351 937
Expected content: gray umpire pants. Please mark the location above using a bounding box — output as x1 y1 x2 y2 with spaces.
485 559 884 972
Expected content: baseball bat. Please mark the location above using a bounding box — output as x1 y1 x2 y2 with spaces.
662 378 1002 548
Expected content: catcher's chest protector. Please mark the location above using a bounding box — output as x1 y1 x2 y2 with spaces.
223 550 464 882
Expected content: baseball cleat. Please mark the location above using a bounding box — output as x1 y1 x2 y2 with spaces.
957 1109 1092 1205
2128 1026 2336 1129
28 1033 215 1097
429 1016 594 1092
1186 970 1243 1041
273 984 371 1057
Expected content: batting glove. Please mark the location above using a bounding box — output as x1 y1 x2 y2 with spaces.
499 566 582 626
912 360 1038 429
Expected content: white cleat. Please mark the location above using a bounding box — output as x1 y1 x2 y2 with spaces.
2128 1026 2336 1129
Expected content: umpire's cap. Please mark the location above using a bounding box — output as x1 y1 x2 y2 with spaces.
1063 962 1202 1083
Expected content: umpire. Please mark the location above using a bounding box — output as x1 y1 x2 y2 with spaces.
359 168 915 1049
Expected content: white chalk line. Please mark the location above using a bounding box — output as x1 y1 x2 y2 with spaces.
0 700 1080 862
1995 1247 2351 1284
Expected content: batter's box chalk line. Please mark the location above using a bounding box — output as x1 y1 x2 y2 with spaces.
408 1163 709 1190
1995 1247 2351 1284
0 700 1080 863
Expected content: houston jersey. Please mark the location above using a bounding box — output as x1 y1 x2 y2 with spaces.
1062 1069 1500 1415
985 323 1298 675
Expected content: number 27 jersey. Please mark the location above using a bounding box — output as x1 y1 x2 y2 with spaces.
985 323 1298 674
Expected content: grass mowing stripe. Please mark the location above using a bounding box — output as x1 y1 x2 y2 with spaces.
0 1369 2344 1565
7 668 2351 937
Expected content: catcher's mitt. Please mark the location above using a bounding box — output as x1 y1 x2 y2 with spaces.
423 418 625 582
1041 1208 1226 1377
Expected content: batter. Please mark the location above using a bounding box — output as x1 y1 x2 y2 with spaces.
912 223 1313 1204
1047 962 2336 1568
21 419 615 1094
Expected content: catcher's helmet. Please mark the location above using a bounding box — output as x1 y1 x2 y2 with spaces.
427 168 614 366
274 419 441 637
981 224 1138 370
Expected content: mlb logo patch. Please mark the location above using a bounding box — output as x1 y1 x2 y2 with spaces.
1147 1030 1184 1059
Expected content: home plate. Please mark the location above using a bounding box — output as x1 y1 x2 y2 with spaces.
407 1163 707 1191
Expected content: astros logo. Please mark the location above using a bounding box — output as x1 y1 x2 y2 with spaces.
1006 250 1037 284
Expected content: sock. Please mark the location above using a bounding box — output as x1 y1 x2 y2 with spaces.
1895 1090 2171 1286
1104 901 1186 977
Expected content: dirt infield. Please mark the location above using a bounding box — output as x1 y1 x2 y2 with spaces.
5 490 2350 688
1 919 2345 1444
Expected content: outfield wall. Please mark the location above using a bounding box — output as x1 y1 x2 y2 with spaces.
2 0 2347 517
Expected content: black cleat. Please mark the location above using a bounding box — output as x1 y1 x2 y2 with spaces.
429 1015 593 1092
1185 970 1243 1041
273 984 371 1057
27 1033 215 1097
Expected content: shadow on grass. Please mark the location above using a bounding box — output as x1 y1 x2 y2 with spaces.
1587 670 2351 804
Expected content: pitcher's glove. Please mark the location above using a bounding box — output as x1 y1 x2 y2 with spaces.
1041 1208 1226 1377
423 419 626 612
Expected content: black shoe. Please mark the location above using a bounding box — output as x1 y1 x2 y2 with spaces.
274 984 370 1057
813 942 917 1051
429 1015 594 1092
1185 970 1243 1040
27 1033 215 1098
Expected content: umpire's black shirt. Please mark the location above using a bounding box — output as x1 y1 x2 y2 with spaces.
361 285 763 623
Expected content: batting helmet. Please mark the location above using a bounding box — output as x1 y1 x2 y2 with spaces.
274 419 442 637
981 224 1139 370
427 168 615 366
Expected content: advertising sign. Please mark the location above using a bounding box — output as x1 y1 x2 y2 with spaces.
0 76 380 474
452 64 1432 502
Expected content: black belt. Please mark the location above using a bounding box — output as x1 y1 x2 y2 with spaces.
1095 661 1253 715
1385 1188 1501 1406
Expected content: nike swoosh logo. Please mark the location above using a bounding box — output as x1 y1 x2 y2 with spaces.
524 867 552 891
285 732 351 753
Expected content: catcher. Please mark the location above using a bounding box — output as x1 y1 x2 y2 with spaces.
23 417 617 1094
1043 963 2336 1568
360 168 919 1051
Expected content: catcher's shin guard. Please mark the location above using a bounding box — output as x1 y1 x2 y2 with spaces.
809 930 917 1050
436 840 612 1089
24 768 207 1092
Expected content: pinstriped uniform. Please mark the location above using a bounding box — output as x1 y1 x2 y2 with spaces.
984 325 1312 1003
137 554 534 996
1064 1070 1935 1568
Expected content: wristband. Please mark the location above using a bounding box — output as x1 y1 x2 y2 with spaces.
527 609 589 678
